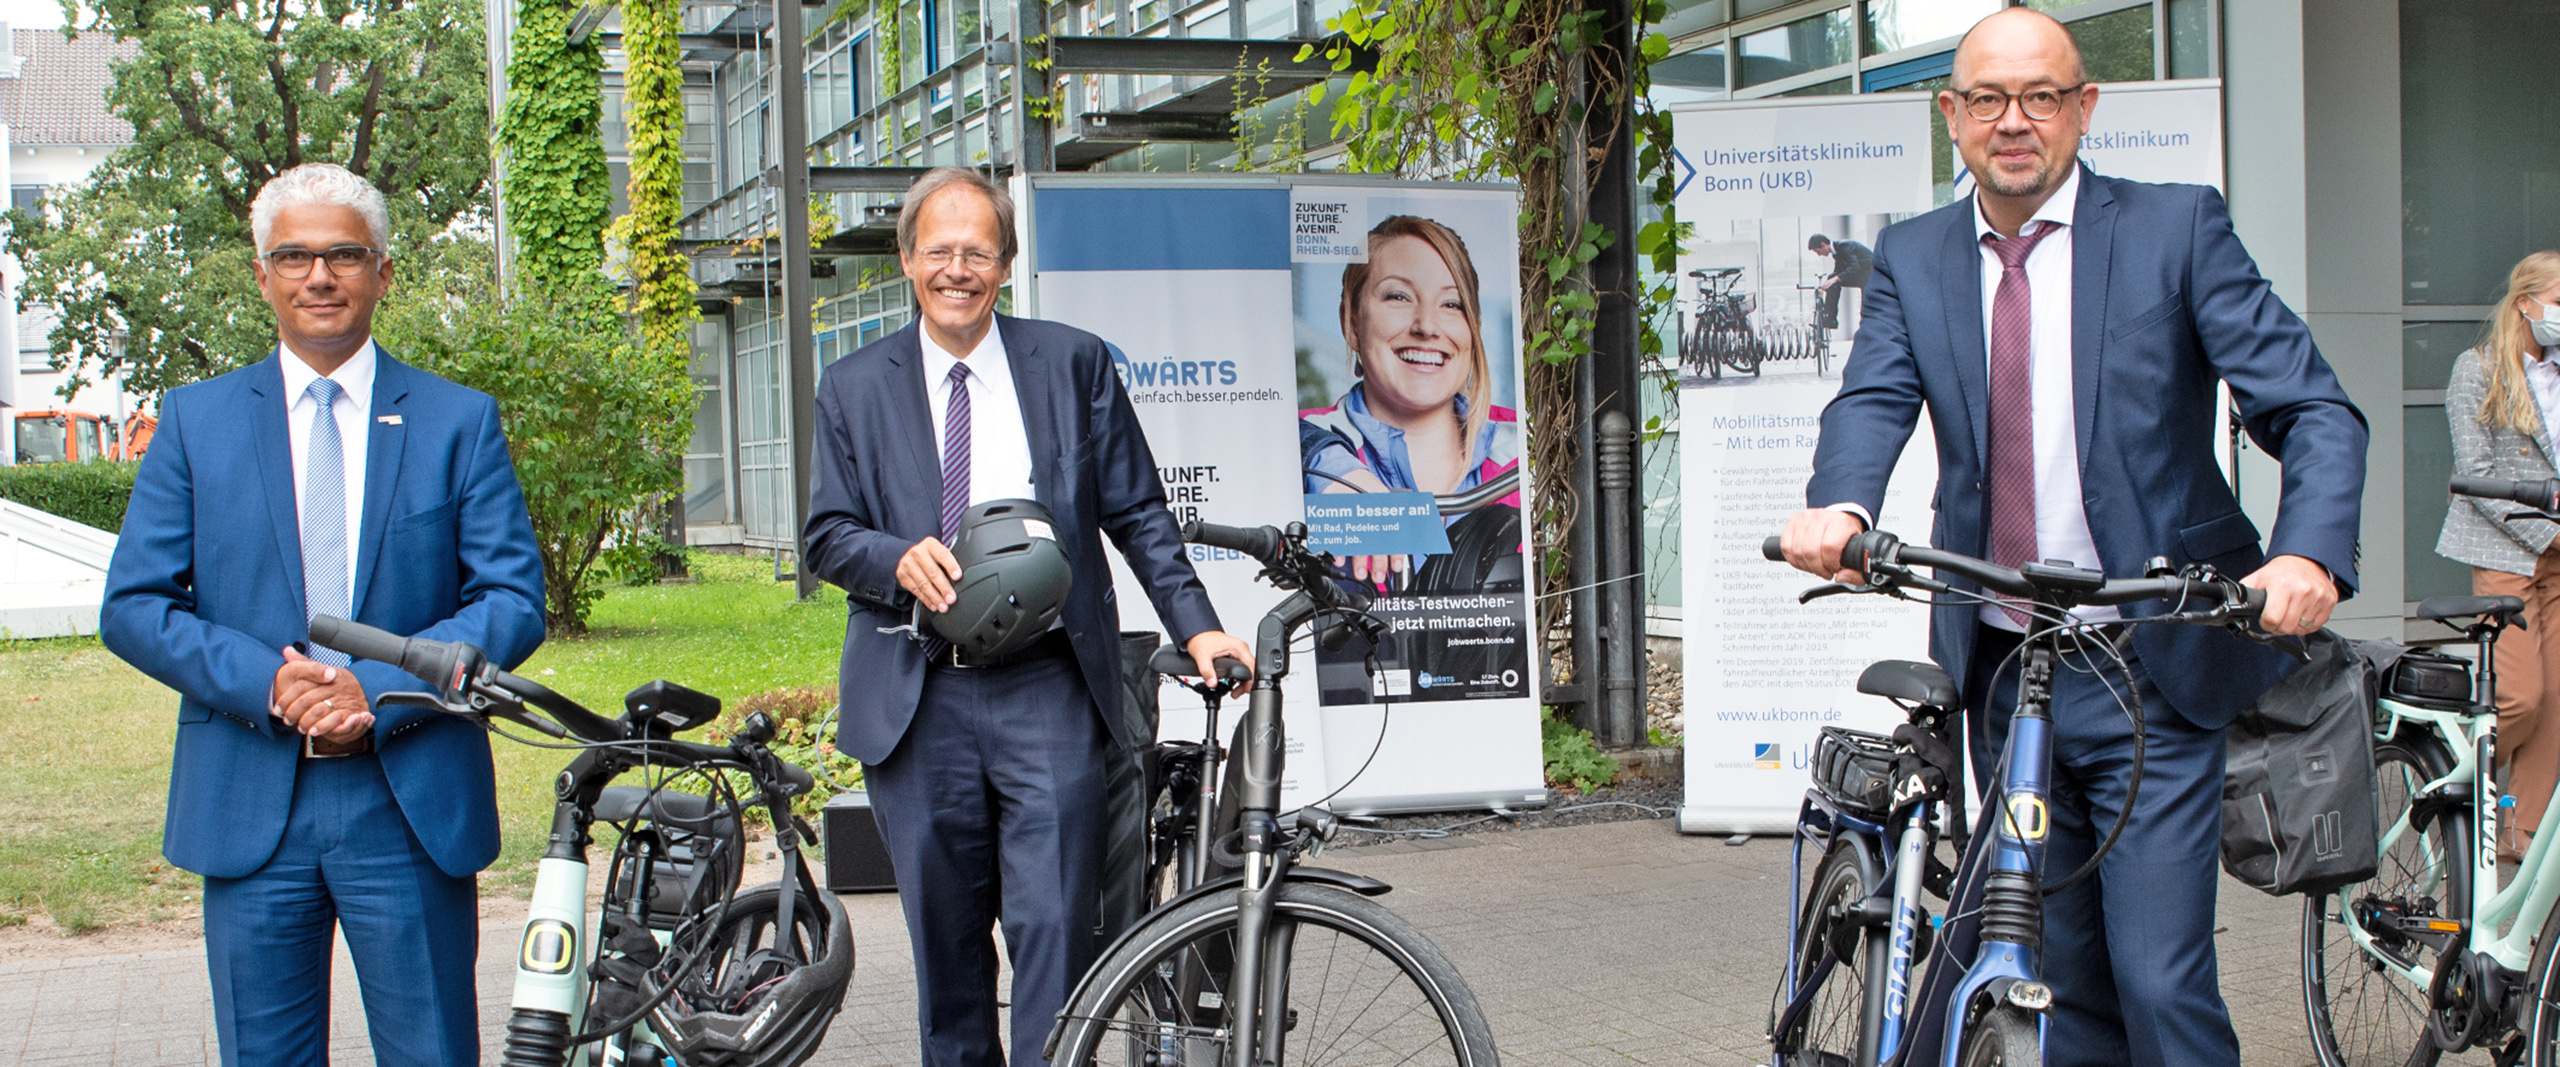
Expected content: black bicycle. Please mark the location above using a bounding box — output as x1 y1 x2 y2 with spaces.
1044 520 1500 1067
306 616 853 1067
1683 266 1762 380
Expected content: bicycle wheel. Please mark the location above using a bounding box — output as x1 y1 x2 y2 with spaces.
1954 1005 2040 1067
2520 874 2560 1065
2304 733 2467 1067
1730 325 1763 376
1051 881 1499 1066
1682 312 1710 378
1773 842 1883 1066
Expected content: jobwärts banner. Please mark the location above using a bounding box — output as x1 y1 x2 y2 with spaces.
1019 175 1546 816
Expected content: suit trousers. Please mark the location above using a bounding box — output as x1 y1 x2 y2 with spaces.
202 753 480 1067
2476 550 2560 857
866 649 1110 1067
1964 626 2239 1067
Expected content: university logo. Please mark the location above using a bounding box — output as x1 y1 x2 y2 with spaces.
1753 743 1781 770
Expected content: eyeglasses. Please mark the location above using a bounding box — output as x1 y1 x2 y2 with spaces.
1952 83 2087 123
260 245 382 279
914 247 1001 271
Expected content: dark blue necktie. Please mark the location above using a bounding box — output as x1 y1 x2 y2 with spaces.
921 363 971 660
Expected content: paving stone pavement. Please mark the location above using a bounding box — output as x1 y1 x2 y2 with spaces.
0 818 2432 1066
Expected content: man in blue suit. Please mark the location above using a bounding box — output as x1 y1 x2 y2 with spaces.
802 166 1253 1067
1778 10 2366 1067
102 162 546 1066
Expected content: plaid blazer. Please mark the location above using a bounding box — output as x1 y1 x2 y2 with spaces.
2437 346 2560 576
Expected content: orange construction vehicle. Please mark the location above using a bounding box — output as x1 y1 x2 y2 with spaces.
11 409 153 464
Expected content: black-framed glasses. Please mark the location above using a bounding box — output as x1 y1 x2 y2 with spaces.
1953 83 2087 122
260 245 381 279
914 247 1001 271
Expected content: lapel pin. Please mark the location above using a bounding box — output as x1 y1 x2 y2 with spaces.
378 415 403 425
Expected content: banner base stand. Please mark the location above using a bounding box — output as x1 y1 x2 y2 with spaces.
1676 807 1797 836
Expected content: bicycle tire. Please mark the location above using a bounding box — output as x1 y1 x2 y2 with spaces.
2520 872 2560 1066
1683 313 1711 378
1050 881 1499 1066
1731 325 1763 376
2303 733 2465 1067
1774 843 1883 1066
1954 1005 2041 1067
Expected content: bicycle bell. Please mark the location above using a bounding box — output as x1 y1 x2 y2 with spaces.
926 498 1073 659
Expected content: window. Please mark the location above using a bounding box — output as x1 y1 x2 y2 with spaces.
2066 6 2154 84
2402 0 2560 306
9 184 40 215
1652 42 1728 104
1864 0 1998 56
1736 8 1853 89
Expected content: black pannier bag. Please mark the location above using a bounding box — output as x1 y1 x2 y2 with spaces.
2221 630 2383 896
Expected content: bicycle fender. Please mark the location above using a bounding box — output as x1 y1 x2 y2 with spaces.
1041 867 1393 1060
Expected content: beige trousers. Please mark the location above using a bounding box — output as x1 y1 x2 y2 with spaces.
2476 550 2560 857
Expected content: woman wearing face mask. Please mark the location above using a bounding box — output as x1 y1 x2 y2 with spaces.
2439 249 2560 861
1300 216 1522 592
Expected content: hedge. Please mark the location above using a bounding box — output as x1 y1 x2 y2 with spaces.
0 461 138 533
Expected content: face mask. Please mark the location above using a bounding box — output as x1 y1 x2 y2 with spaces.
2530 302 2560 348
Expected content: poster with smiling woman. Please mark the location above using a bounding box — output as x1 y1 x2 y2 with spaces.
1289 189 1530 707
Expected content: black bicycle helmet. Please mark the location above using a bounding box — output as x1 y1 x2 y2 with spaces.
927 498 1073 658
645 877 855 1067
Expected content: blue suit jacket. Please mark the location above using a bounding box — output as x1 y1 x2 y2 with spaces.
801 316 1223 765
1806 167 2369 730
103 351 547 880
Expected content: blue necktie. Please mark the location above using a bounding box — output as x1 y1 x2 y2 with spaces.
921 363 971 661
302 377 351 666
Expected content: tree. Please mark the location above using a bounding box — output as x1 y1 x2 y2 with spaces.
8 0 492 400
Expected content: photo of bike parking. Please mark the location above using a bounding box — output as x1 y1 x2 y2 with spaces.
0 0 2552 1064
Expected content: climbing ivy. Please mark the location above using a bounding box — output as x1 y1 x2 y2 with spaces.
499 0 611 282
612 0 699 363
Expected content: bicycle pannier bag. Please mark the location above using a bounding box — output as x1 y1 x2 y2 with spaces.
2384 649 2472 706
2221 630 2381 897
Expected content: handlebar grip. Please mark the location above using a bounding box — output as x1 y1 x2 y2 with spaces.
1762 536 1784 561
1214 656 1252 685
1181 520 1284 565
2451 475 2560 511
308 615 471 692
773 758 817 798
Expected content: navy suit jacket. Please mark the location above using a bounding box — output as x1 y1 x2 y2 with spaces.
1806 167 2369 730
802 316 1223 766
103 351 547 880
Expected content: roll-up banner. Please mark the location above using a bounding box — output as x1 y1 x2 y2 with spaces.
1017 175 1548 816
1672 80 2228 834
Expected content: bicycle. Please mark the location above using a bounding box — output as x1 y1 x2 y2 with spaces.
306 615 852 1067
1756 530 2268 1067
2298 474 2559 1066
1799 275 1838 379
1683 266 1762 380
1044 519 1501 1067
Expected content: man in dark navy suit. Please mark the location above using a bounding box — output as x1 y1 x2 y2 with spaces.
1778 10 2367 1067
102 163 546 1066
802 166 1253 1067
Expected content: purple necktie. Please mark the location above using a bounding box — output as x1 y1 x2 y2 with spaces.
923 362 971 660
1984 220 2059 625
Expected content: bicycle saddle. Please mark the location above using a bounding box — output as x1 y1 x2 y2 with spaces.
2414 594 2527 626
1856 660 1959 709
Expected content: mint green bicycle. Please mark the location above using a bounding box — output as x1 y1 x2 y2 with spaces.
2302 476 2558 1066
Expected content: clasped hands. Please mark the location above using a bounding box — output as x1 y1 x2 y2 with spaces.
1777 507 2338 637
272 646 373 744
896 537 1256 681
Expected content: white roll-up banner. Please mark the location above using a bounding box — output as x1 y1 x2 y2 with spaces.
1673 80 2229 834
1018 175 1549 816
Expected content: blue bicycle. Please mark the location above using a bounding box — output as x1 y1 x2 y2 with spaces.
1758 531 2268 1066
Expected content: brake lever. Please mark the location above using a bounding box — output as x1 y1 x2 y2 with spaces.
1799 581 1878 603
2506 509 2560 524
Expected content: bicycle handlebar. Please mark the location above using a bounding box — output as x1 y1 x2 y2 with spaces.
1759 532 2265 614
2451 474 2560 513
1183 520 1284 566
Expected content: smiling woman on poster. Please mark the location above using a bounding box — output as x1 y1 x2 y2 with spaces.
1300 215 1524 591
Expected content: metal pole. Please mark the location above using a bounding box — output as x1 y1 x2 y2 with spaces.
1559 15 1599 735
487 0 516 289
1587 0 1645 747
777 0 820 598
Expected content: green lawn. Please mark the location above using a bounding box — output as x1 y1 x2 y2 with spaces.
0 551 848 930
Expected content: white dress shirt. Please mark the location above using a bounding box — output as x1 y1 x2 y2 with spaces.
920 321 1037 508
1967 168 2112 629
279 340 376 599
2525 345 2560 447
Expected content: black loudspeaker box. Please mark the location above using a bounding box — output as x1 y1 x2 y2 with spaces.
822 790 898 893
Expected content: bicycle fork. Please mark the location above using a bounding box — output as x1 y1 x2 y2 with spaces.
1225 596 1313 1067
1938 647 2060 1067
